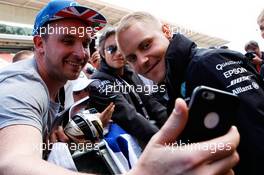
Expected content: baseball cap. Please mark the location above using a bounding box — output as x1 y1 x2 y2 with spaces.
72 71 96 92
33 0 107 35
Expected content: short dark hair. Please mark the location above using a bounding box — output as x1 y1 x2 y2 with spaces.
245 40 259 51
13 50 33 63
98 27 116 58
220 45 229 49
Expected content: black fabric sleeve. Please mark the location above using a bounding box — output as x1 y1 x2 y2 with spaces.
88 80 159 144
140 94 168 128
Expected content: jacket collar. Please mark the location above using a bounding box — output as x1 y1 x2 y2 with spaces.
98 58 134 79
165 34 197 68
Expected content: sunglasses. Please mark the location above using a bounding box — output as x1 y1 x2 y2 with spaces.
105 45 118 55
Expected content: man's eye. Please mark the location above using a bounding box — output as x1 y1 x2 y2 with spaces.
142 42 150 50
63 39 74 45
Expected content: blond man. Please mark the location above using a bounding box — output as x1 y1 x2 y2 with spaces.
257 9 264 39
116 11 264 174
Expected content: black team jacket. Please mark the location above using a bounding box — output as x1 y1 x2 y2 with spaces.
166 34 264 175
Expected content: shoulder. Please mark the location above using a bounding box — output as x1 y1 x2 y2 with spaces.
88 78 113 88
91 70 115 81
0 59 44 84
0 59 49 111
193 49 244 62
0 75 49 134
187 49 245 73
87 78 115 95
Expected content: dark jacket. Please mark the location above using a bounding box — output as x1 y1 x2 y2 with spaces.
259 51 264 78
165 34 264 174
88 59 168 144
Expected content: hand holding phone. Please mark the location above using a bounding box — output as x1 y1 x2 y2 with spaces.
179 86 239 143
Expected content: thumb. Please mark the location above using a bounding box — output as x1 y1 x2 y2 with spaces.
151 98 189 145
99 102 115 127
101 102 115 115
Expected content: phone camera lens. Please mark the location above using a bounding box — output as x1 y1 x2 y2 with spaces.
204 112 220 129
202 91 215 100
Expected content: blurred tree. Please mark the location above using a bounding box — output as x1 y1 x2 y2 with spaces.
0 24 32 36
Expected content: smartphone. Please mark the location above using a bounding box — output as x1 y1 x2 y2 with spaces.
179 86 239 143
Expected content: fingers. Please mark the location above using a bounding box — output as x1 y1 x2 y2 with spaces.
49 126 69 143
151 98 188 145
50 131 57 143
224 169 234 175
206 152 239 175
90 52 100 62
193 126 240 164
56 126 70 142
252 56 262 64
102 102 115 114
100 102 115 127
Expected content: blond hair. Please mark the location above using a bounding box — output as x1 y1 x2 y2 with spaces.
257 9 264 25
116 11 162 34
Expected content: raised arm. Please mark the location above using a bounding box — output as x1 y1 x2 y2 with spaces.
0 125 91 175
128 98 240 175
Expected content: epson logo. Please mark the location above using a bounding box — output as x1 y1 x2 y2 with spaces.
223 68 247 78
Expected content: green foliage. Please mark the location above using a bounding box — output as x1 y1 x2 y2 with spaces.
0 24 32 36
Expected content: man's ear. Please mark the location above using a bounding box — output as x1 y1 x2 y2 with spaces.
33 35 45 55
162 24 172 40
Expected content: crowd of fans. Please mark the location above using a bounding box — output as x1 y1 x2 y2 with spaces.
0 0 264 174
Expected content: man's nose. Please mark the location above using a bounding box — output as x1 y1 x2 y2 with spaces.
137 54 149 66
